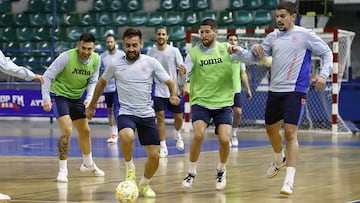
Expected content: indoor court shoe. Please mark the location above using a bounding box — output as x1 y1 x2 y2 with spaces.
126 169 136 185
139 184 156 198
215 169 227 190
160 145 168 158
106 134 118 143
266 157 286 178
80 162 105 177
173 131 185 151
56 171 68 183
231 136 238 147
182 173 195 189
0 193 10 200
280 182 294 195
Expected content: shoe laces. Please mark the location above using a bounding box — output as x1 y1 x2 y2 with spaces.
184 174 195 182
216 170 225 182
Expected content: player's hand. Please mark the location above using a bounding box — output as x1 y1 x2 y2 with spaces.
315 76 327 91
246 89 252 99
228 45 237 54
83 100 90 108
178 64 186 76
33 74 44 84
252 45 264 58
85 106 96 120
169 95 180 105
43 100 52 112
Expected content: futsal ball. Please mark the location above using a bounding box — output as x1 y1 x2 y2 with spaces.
115 180 139 203
257 56 273 67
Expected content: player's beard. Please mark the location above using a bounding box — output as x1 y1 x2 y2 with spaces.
126 51 140 62
107 45 116 52
202 37 214 47
157 38 166 46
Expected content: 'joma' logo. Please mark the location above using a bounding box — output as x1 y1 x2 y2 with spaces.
72 68 91 75
199 58 223 66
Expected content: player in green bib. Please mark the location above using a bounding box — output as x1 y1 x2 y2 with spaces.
41 33 105 183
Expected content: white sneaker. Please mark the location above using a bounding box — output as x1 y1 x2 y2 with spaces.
106 134 118 143
160 145 168 158
215 169 227 190
182 173 195 190
231 136 238 147
80 162 105 177
56 171 68 183
280 182 294 195
266 157 286 178
173 131 184 151
0 193 11 200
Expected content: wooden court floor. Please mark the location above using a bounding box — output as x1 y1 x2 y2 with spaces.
0 118 360 203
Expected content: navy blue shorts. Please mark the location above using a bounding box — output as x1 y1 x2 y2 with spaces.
191 104 233 126
117 115 160 146
104 92 116 108
153 96 183 113
51 95 85 121
233 92 242 108
265 91 306 126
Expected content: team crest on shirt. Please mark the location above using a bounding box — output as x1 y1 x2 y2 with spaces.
292 35 297 42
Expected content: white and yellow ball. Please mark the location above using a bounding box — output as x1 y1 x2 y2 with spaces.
115 180 139 203
257 56 273 67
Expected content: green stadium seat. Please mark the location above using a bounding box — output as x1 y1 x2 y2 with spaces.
169 25 186 42
1 27 17 42
183 11 199 26
165 12 183 26
176 0 192 11
33 27 51 41
18 27 34 42
0 0 11 13
28 0 45 13
262 0 280 10
103 27 119 39
62 13 80 27
38 41 53 56
67 27 83 41
158 0 176 11
126 0 142 11
218 10 234 26
14 13 31 27
55 41 72 53
253 10 273 26
58 0 76 13
245 0 263 10
147 12 165 27
92 0 107 12
193 0 211 11
129 12 148 26
84 27 103 41
3 42 21 57
44 0 52 13
0 13 14 27
235 10 254 27
46 14 62 27
79 13 96 26
200 11 218 21
114 12 129 26
109 0 124 11
21 42 38 56
228 0 245 11
31 13 47 27
96 12 113 26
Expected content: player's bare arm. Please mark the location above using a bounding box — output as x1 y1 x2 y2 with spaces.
85 78 107 120
165 79 180 105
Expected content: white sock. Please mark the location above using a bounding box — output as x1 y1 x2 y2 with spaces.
111 125 118 135
59 160 68 173
139 176 151 185
82 153 94 166
174 129 181 138
274 150 285 163
217 162 226 171
125 159 136 170
232 127 237 137
284 167 296 185
160 140 167 147
188 161 197 175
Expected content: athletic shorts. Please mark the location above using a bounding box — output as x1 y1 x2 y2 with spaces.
233 92 242 108
191 104 233 126
104 92 116 108
51 95 85 121
117 115 160 146
153 96 183 113
265 91 306 126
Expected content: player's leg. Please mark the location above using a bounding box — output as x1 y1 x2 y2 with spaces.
52 96 73 182
213 107 232 190
169 97 184 151
105 92 118 143
182 104 210 189
136 117 160 198
231 92 242 147
154 97 168 157
73 100 104 177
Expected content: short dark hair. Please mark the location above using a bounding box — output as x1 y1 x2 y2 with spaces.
105 33 117 41
226 33 238 40
200 18 218 30
156 26 168 34
277 1 297 15
123 28 142 40
79 33 96 43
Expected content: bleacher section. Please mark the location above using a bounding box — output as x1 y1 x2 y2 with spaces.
0 0 278 75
